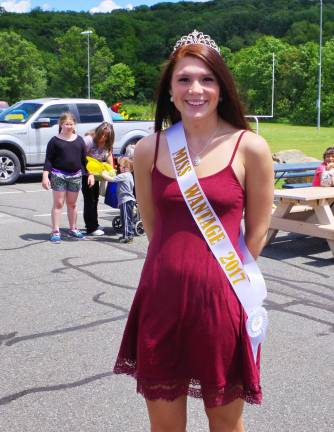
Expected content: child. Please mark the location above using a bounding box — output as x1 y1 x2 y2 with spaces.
42 112 94 243
312 147 334 187
82 122 114 236
102 157 136 243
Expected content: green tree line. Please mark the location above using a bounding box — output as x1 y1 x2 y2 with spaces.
0 0 334 125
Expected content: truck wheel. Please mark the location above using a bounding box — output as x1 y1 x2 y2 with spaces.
0 150 21 185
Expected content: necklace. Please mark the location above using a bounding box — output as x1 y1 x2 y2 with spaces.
187 130 231 166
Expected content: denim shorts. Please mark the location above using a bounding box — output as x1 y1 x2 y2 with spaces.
50 170 82 192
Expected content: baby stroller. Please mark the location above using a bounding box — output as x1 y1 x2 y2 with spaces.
105 182 145 236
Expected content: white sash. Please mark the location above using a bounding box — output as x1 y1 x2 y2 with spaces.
166 121 268 361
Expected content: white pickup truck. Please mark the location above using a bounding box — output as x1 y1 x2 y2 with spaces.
0 98 154 185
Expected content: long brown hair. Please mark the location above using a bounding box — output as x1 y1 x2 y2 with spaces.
89 122 115 153
155 44 249 132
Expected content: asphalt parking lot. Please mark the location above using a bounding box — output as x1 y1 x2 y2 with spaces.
0 174 333 432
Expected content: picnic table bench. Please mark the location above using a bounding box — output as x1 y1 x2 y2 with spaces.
274 162 320 188
267 187 334 257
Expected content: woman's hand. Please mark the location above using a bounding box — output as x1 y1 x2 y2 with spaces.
42 171 50 190
87 173 95 187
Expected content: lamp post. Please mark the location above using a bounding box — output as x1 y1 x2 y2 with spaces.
80 30 93 99
317 0 323 130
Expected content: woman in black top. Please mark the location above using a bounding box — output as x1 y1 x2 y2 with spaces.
42 112 94 243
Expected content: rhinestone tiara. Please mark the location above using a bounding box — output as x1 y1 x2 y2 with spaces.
172 29 220 54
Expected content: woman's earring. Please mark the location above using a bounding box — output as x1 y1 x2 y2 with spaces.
219 96 222 102
170 95 173 103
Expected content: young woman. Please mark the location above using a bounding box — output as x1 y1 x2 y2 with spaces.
42 112 93 243
82 122 114 235
113 30 274 431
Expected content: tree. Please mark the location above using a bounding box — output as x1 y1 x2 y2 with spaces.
231 36 291 116
133 62 160 101
48 26 115 98
0 31 47 103
94 63 135 104
320 38 334 126
280 42 318 125
285 20 320 45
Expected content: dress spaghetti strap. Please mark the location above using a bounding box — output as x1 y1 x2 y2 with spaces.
228 130 247 166
153 131 161 169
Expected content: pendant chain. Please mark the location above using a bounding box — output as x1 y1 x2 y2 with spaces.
187 130 232 166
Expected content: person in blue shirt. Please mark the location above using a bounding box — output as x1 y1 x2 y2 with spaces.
102 157 136 243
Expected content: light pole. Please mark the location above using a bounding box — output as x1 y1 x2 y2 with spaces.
80 30 93 99
317 0 323 130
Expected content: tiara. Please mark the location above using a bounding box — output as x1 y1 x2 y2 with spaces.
172 29 220 54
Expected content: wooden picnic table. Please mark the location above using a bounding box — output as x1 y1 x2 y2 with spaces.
267 187 334 256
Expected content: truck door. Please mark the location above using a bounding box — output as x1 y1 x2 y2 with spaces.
74 103 104 137
31 103 70 164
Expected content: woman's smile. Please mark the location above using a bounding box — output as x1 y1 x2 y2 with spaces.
186 99 207 106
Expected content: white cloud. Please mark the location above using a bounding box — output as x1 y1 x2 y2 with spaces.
41 2 52 11
0 0 30 12
90 0 121 14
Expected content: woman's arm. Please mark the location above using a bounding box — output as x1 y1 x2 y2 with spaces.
42 138 55 190
133 134 156 242
243 134 274 259
42 170 50 190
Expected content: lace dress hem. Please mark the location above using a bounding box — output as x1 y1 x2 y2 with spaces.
113 358 262 408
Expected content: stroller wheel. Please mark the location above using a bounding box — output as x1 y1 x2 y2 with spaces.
135 220 145 236
112 216 122 231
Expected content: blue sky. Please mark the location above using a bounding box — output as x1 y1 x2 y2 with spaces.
0 0 207 13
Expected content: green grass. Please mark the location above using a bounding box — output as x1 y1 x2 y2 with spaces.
250 122 334 160
119 103 334 160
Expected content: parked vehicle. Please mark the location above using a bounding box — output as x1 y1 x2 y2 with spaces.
0 98 154 185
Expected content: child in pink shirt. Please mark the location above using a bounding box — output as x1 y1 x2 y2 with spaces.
312 147 334 186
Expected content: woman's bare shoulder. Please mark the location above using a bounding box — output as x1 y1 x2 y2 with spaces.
241 130 271 159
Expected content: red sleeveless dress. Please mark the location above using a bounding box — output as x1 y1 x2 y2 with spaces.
113 131 262 407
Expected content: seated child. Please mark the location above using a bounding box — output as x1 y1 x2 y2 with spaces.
312 147 334 187
102 157 136 243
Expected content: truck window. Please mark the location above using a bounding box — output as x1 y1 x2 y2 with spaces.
0 102 42 123
77 104 103 123
37 104 71 126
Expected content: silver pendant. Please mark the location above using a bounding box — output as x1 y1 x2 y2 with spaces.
193 156 201 166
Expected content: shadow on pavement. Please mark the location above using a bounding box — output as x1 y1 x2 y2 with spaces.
262 233 334 267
